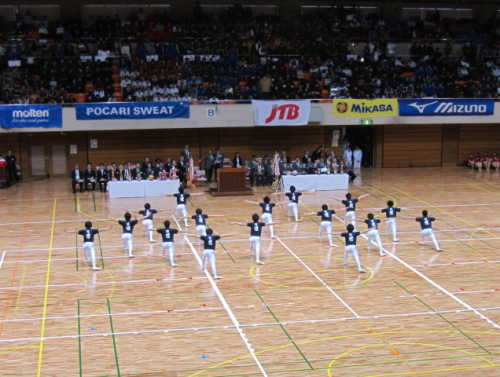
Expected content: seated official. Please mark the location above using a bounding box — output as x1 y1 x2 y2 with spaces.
71 164 84 193
233 153 243 168
84 164 96 191
96 164 109 192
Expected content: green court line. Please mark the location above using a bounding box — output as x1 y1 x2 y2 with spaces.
97 233 105 269
75 232 79 271
77 299 83 377
92 191 97 212
253 289 314 370
219 241 236 263
106 298 121 377
394 280 491 355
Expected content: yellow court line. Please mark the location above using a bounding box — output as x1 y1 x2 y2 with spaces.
36 198 57 377
186 329 500 377
0 344 37 354
327 341 495 377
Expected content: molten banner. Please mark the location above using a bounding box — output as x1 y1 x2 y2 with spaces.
332 99 398 117
252 100 311 126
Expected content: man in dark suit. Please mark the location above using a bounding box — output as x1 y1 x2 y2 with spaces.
214 149 224 180
71 164 84 193
180 145 191 164
6 150 17 184
132 163 142 180
202 150 215 183
232 152 243 168
96 164 108 192
84 163 96 191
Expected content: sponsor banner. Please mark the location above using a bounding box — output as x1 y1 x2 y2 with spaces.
75 102 190 120
333 99 398 117
252 100 311 126
0 105 62 128
399 99 494 116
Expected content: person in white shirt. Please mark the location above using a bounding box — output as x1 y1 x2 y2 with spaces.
343 147 353 169
353 146 363 169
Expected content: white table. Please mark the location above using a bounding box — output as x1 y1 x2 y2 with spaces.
281 174 349 192
108 180 180 198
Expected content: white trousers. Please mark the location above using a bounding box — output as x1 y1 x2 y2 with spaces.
121 233 133 256
142 219 154 241
344 245 363 272
354 159 362 169
319 221 334 246
367 229 385 256
420 228 441 251
250 236 262 263
288 202 299 221
162 242 176 266
196 225 207 236
262 213 274 238
345 210 356 227
83 242 98 269
176 204 188 225
386 218 398 241
202 249 218 277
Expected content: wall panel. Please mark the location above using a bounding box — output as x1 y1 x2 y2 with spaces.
382 125 442 167
458 125 500 163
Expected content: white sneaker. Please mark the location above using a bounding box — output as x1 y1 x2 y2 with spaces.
359 268 367 273
92 266 102 271
214 275 222 280
256 260 264 265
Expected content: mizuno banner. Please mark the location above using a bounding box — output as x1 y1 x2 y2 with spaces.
399 99 494 116
252 100 311 126
75 102 190 120
0 105 62 128
333 99 398 117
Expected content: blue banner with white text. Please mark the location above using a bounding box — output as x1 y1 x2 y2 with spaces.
75 102 190 120
0 105 62 128
399 99 494 116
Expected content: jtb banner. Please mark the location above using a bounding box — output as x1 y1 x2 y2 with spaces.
399 99 494 116
0 105 62 128
333 99 398 117
252 100 311 126
75 102 190 120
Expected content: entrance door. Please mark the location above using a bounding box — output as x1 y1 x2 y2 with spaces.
345 126 375 167
30 145 47 177
51 145 67 175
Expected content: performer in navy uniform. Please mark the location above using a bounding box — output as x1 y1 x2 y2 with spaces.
233 214 267 264
313 204 336 247
75 221 103 270
381 200 401 242
285 185 302 221
71 164 84 193
416 210 443 251
118 212 138 257
201 228 222 279
364 213 385 256
340 224 366 273
192 208 209 236
173 186 191 227
139 203 157 242
157 220 179 266
246 196 278 238
340 193 369 228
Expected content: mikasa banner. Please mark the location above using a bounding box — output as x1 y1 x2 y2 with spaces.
252 100 311 126
333 98 398 117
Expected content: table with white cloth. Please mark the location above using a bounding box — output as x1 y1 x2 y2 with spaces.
281 174 349 192
108 180 180 198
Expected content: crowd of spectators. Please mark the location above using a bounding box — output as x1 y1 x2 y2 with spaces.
0 5 499 104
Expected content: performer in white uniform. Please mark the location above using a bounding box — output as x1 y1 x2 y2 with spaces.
363 213 386 256
416 210 443 252
381 200 401 242
157 220 179 266
139 203 157 242
118 212 138 258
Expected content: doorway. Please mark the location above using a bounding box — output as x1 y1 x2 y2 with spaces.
344 126 375 167
51 145 67 176
30 145 47 177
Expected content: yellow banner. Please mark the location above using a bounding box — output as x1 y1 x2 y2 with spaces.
332 99 398 117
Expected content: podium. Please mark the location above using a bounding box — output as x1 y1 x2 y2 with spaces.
210 168 253 196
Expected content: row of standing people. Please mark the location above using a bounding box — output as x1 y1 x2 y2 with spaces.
75 186 442 278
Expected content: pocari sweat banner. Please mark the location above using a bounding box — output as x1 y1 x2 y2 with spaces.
398 99 494 116
75 102 190 120
0 105 62 128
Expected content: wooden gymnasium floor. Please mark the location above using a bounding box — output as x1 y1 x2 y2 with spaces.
1 167 500 377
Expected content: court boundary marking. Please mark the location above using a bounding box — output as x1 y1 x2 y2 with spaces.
181 218 269 377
